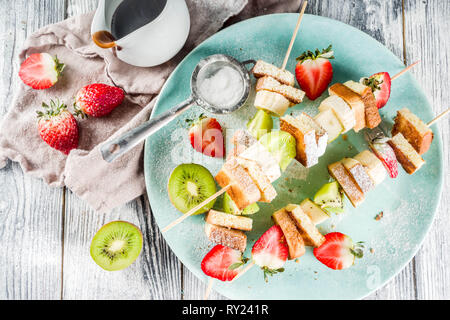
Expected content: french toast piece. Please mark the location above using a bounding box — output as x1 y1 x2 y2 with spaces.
205 210 253 231
272 209 305 259
280 114 318 168
215 158 261 211
256 76 305 104
318 95 356 133
236 158 277 202
329 83 366 132
392 108 434 155
328 162 365 208
341 158 375 194
239 141 281 183
388 133 425 174
297 113 328 157
285 204 325 247
353 150 386 186
252 60 296 86
344 80 381 128
205 223 247 252
299 198 330 225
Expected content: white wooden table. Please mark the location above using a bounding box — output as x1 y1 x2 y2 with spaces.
0 0 448 300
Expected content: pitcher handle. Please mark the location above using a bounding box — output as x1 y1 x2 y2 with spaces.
100 96 195 163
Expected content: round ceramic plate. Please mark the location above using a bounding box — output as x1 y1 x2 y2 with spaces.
144 13 443 300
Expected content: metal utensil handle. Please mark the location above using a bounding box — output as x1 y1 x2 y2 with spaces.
101 97 195 162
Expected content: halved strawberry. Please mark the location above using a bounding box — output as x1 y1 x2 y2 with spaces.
295 45 334 100
313 232 364 270
252 225 288 282
19 53 64 90
188 116 224 158
201 245 245 282
362 72 391 109
370 141 398 178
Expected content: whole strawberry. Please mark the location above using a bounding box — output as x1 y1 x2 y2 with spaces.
37 100 79 155
295 45 334 100
75 83 125 117
19 53 65 90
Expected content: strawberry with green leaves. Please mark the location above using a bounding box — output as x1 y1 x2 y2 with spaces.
252 225 288 282
313 232 364 270
295 45 334 100
19 53 64 90
201 245 248 281
37 100 79 155
361 72 392 109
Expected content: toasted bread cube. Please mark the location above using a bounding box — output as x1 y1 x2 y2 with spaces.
205 210 253 231
239 141 281 183
319 95 356 133
344 80 381 128
252 60 296 86
272 209 305 259
341 158 375 194
228 130 257 160
297 113 328 157
236 158 277 202
205 223 247 252
329 83 366 132
388 133 425 174
299 199 330 225
215 158 261 210
256 76 305 104
353 150 386 186
328 162 365 207
285 204 325 247
280 114 318 168
392 108 433 155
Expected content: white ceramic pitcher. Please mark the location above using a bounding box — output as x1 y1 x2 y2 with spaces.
91 0 190 67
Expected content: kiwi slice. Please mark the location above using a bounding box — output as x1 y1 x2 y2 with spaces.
223 192 260 215
247 109 273 139
90 221 143 271
259 131 296 171
168 164 217 215
313 181 345 214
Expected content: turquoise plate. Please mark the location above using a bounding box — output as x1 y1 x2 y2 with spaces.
144 14 443 300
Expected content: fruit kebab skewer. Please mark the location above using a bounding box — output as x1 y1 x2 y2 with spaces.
162 1 309 234
201 107 447 289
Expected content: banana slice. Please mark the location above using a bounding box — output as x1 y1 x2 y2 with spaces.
318 95 355 133
314 109 344 143
254 90 292 117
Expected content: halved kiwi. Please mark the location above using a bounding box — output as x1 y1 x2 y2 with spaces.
223 192 259 215
313 181 345 214
90 221 143 271
168 164 217 215
259 130 296 171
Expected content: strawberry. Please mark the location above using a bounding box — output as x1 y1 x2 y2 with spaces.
252 225 288 282
19 53 64 90
295 45 334 100
188 116 224 158
362 72 391 109
201 245 246 282
313 232 364 270
370 141 399 178
75 83 125 117
37 100 79 155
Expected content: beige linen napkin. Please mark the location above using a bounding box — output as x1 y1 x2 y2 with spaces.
0 0 301 212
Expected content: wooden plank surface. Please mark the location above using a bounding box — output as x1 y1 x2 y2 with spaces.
0 0 66 300
0 0 448 300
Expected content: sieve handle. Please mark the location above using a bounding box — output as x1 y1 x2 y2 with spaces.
100 96 195 163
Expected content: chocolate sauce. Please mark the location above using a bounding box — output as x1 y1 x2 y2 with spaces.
111 0 168 40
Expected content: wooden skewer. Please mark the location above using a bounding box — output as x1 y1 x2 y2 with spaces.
391 60 420 81
203 278 214 300
231 261 255 283
162 185 231 233
281 1 308 70
427 108 450 127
